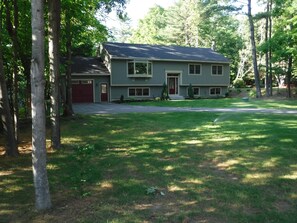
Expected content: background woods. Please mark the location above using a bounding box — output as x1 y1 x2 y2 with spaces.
0 0 126 156
123 0 297 94
0 0 126 211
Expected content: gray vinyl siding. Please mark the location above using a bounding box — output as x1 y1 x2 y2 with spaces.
110 86 228 101
110 59 229 87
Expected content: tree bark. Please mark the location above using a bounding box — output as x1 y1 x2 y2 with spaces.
287 56 292 98
4 0 31 119
268 0 273 96
247 0 262 98
3 0 19 142
0 42 18 157
265 0 271 97
63 12 74 116
31 0 51 210
0 2 18 157
48 0 61 149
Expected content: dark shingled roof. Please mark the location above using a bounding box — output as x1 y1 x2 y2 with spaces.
103 42 230 63
69 57 109 75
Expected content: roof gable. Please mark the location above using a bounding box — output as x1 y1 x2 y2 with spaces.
102 42 230 63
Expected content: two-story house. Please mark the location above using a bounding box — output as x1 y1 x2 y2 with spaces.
70 42 230 103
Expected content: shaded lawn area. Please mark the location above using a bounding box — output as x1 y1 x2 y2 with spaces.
1 112 297 223
128 98 297 110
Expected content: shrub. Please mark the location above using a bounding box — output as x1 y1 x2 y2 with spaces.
233 79 246 88
188 84 194 99
120 95 124 103
161 82 169 100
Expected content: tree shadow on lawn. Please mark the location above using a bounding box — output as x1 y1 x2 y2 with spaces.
1 112 297 222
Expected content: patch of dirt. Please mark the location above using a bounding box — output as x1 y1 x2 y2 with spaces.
274 200 292 212
0 141 32 156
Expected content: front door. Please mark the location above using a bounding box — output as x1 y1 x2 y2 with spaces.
100 83 108 102
167 76 179 95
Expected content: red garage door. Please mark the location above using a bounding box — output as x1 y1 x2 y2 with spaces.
72 80 94 103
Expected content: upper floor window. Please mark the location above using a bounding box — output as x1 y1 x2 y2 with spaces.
189 64 201 75
128 61 152 77
212 65 223 75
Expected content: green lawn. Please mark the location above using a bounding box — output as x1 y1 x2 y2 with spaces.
128 98 297 110
1 112 297 222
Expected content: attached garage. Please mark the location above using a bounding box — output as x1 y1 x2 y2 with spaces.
72 80 94 103
65 57 110 103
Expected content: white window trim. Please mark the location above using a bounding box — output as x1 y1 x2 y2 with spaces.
127 60 153 77
211 65 224 76
188 64 202 75
209 87 222 96
128 87 150 97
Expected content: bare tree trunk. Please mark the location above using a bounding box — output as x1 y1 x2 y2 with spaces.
247 0 262 98
268 0 273 96
287 56 292 98
3 0 19 142
31 0 51 211
63 12 74 116
265 0 270 96
48 0 61 149
0 44 18 157
0 3 18 157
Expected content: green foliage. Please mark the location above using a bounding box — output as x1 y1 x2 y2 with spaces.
188 84 194 99
129 6 168 44
128 0 243 77
161 82 169 100
120 94 124 103
233 78 246 88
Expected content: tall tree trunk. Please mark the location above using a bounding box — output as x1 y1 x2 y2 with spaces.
4 0 19 142
48 0 61 149
63 12 74 116
268 0 273 96
247 0 262 98
0 42 18 157
12 0 19 142
4 0 31 119
287 56 292 98
31 0 51 211
265 0 271 97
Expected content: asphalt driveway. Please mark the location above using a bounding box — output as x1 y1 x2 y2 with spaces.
73 103 297 115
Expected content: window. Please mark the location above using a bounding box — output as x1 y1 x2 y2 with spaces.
128 87 150 97
210 87 221 95
187 87 200 97
212 65 223 75
72 80 79 85
193 87 200 96
81 80 92 84
128 61 152 76
189 64 201 75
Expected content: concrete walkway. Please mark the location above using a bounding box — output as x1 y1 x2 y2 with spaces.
73 103 297 115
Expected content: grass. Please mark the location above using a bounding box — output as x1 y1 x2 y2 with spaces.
1 112 297 222
128 98 297 110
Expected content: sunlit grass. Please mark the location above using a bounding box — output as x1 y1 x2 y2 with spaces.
129 98 297 110
1 112 297 222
